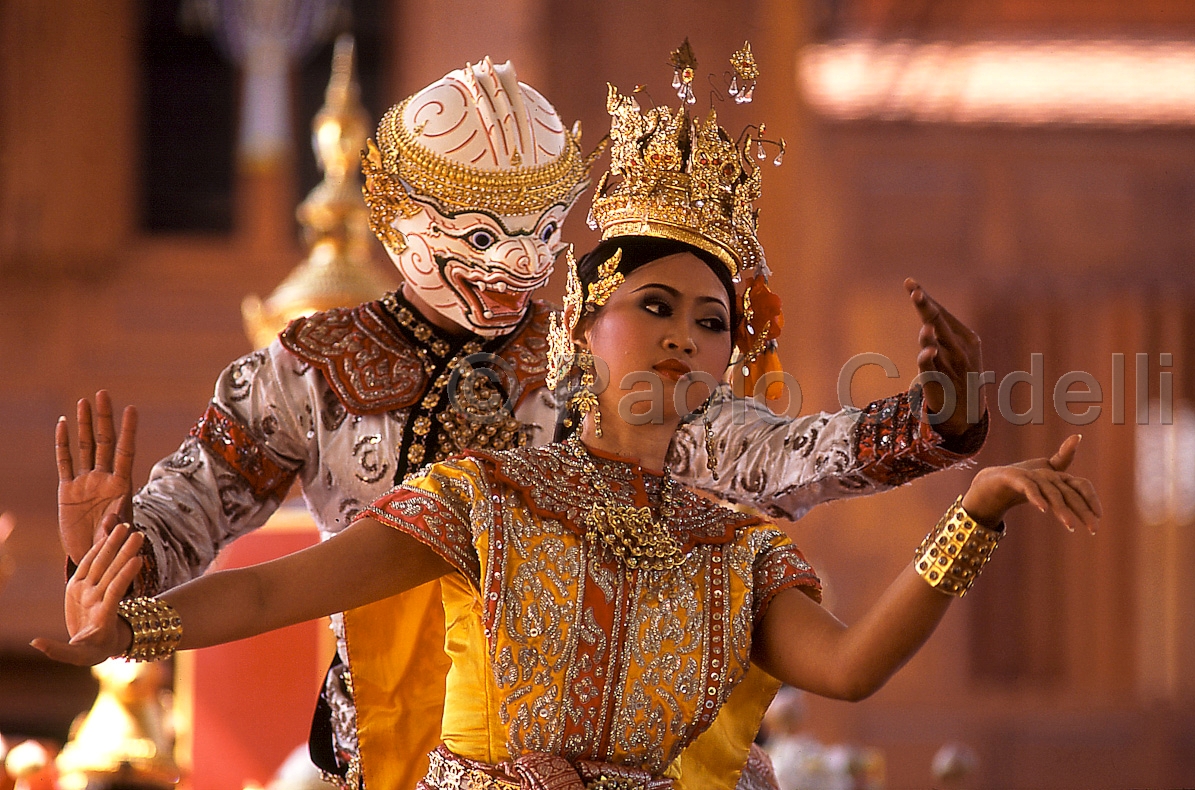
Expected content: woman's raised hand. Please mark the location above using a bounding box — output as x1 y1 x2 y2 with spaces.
31 522 142 666
961 434 1102 533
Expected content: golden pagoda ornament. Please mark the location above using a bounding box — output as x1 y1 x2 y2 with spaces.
55 659 179 790
242 34 397 348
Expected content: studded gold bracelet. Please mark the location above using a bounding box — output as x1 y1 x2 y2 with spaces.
915 495 1003 597
116 597 183 662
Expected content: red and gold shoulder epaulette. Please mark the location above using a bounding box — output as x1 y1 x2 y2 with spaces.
279 298 553 415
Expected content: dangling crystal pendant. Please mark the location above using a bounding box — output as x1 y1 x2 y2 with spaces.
756 141 767 160
728 75 739 98
586 206 597 230
773 149 784 166
673 70 682 89
729 41 759 104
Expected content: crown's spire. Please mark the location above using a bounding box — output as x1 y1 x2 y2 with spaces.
585 39 788 400
670 38 699 104
728 41 758 103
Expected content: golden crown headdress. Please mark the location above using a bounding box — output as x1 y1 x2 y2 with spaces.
564 41 788 402
586 40 782 279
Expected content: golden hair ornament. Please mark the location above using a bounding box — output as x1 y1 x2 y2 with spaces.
546 246 583 391
585 248 624 309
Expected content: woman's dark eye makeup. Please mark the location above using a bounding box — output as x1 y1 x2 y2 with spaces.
642 297 672 316
641 295 729 332
699 316 729 332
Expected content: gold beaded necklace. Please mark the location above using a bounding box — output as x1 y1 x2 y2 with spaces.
566 437 686 571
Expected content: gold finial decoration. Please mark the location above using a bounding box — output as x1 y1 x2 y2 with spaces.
669 38 699 105
728 41 758 103
55 659 180 790
589 39 783 278
243 35 398 348
585 247 623 308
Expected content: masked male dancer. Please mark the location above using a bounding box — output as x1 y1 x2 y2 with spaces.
56 58 986 786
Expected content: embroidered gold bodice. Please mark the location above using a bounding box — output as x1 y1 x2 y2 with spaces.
355 442 820 782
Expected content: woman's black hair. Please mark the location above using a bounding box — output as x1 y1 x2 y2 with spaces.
553 235 738 441
574 236 739 330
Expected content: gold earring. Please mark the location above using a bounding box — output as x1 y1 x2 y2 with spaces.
569 349 602 437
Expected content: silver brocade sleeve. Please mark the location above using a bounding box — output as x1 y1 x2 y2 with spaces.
130 342 310 594
668 385 985 521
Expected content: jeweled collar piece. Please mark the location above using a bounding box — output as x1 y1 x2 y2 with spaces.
469 442 762 554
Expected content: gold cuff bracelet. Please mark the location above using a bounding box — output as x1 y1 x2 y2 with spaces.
915 495 1003 597
116 597 183 662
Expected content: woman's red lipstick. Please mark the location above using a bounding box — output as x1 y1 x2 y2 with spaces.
653 359 691 382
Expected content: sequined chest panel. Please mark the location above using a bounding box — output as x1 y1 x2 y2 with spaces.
472 448 768 774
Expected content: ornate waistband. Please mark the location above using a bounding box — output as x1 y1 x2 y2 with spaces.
421 745 674 790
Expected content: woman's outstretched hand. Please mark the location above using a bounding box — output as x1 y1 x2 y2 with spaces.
31 522 142 666
962 434 1102 533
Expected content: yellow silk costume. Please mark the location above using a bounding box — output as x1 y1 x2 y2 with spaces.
345 442 820 790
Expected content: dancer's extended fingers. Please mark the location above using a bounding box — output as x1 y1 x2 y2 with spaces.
1062 473 1103 519
97 531 143 592
917 343 939 371
101 555 143 608
1031 473 1072 526
908 280 966 343
96 511 122 542
56 416 75 481
1061 475 1102 534
112 405 138 482
1049 473 1098 529
906 279 941 324
94 391 115 473
1036 477 1078 532
1013 474 1050 515
913 280 977 341
30 637 94 666
1049 434 1082 471
77 398 96 470
84 523 132 585
73 533 107 581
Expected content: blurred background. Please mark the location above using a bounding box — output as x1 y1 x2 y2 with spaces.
1 0 1193 788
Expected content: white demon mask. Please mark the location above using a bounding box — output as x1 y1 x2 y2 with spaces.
363 57 597 337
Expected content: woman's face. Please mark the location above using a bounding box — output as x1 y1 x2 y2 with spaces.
581 252 733 426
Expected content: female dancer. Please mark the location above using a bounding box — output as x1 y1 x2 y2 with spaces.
34 236 1098 789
